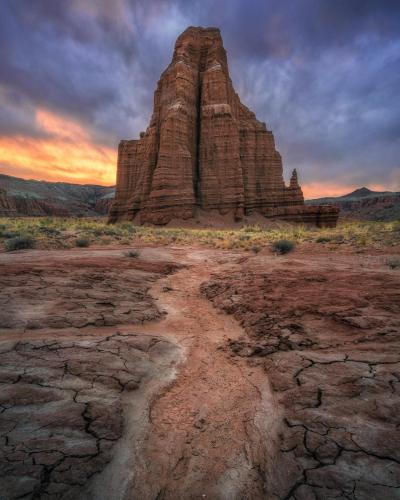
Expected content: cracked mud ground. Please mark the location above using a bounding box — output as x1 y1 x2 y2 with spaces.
0 245 399 499
202 249 400 499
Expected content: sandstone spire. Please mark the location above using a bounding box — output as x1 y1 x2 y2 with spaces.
109 27 339 227
290 169 299 188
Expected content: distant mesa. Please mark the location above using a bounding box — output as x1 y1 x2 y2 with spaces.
0 174 115 217
109 26 339 227
307 187 400 221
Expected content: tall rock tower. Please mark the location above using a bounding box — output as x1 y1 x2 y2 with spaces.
109 27 338 227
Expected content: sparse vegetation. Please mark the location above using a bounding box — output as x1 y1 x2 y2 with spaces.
272 239 295 255
5 235 35 251
386 257 400 269
0 217 399 252
75 237 90 248
126 250 139 258
242 225 263 233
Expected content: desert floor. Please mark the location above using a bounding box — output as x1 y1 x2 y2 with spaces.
0 242 399 499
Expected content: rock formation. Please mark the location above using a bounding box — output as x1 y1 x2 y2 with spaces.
0 188 17 217
109 26 339 227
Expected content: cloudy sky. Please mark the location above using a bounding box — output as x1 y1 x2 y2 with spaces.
0 0 399 197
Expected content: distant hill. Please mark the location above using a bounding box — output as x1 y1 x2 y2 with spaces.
0 174 115 217
306 187 400 221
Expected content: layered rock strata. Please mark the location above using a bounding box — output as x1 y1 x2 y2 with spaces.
109 26 339 227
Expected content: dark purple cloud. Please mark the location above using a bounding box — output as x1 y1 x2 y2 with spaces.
0 0 399 192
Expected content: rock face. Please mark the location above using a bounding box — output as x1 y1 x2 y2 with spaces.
109 26 339 227
0 188 17 216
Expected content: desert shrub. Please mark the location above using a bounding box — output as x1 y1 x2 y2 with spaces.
272 239 295 255
103 226 119 236
391 222 400 233
91 228 103 236
38 226 61 235
5 235 35 251
386 257 400 269
75 237 90 248
239 234 251 241
251 245 261 253
118 222 136 233
243 225 263 233
332 234 345 243
125 250 139 258
91 226 118 237
0 230 18 239
316 236 331 243
356 234 367 246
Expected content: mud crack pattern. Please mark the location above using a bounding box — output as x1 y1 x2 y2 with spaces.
202 264 400 499
0 333 179 499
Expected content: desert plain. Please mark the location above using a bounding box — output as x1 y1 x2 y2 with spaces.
0 218 399 499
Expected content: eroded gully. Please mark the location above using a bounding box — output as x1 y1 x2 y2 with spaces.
97 249 281 500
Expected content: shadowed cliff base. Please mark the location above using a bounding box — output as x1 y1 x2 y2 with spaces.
109 27 339 228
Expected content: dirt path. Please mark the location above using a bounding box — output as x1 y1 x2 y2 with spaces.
119 251 277 499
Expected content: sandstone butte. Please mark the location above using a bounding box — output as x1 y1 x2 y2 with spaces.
109 26 339 227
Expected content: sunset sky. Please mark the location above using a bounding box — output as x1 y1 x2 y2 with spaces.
0 0 399 198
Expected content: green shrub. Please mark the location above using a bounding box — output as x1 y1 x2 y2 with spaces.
38 226 60 235
5 235 35 251
103 227 119 236
316 236 331 243
119 222 136 233
272 239 295 255
0 230 18 239
75 237 90 248
386 257 400 269
125 250 139 258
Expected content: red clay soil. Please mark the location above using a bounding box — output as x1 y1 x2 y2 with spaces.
202 248 400 499
0 245 399 499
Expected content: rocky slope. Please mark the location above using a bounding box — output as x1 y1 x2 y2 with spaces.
307 187 400 221
109 26 338 227
0 174 115 217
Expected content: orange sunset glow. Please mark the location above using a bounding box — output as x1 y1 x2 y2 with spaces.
0 109 116 186
0 110 382 197
0 109 385 196
300 182 388 199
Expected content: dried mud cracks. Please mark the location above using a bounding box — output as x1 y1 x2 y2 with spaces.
0 247 399 499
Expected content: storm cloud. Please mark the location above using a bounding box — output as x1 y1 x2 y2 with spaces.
0 0 399 194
